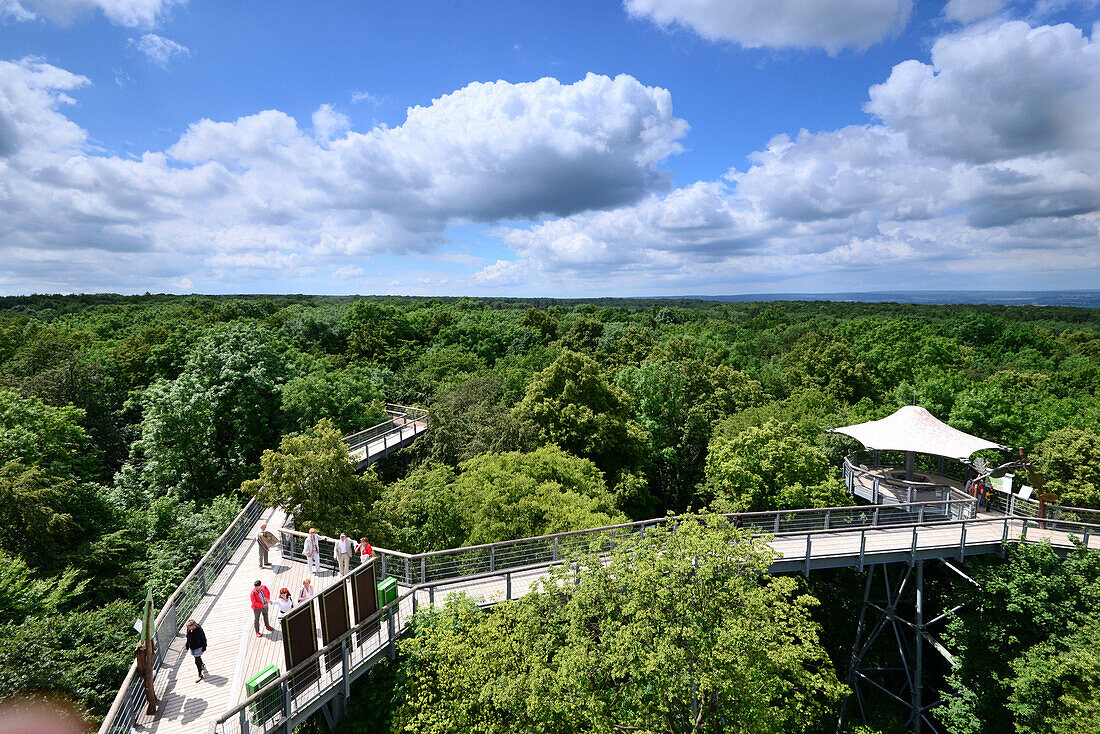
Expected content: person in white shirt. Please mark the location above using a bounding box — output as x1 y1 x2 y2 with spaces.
302 528 322 575
275 588 296 619
298 578 315 603
333 533 354 576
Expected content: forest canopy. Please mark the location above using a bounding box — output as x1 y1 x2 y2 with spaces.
0 293 1097 732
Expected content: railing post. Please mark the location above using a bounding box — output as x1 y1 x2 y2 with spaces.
859 531 866 571
773 515 780 533
872 479 879 504
804 536 811 576
959 523 967 560
238 704 247 732
380 554 387 579
405 559 412 585
824 511 830 530
873 507 880 526
609 528 616 550
1021 521 1028 541
429 586 435 606
918 506 925 525
910 526 918 564
1008 494 1016 516
506 572 512 601
490 547 496 573
283 680 293 731
198 563 207 598
420 557 426 584
553 536 559 561
342 638 351 702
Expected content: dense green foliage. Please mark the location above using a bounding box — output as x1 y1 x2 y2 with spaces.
0 294 1097 730
392 516 845 734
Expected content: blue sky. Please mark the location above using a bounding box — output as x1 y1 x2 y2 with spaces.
1 0 1098 296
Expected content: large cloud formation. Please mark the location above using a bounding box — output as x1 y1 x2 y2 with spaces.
624 0 913 53
0 0 182 27
0 67 687 291
484 21 1100 293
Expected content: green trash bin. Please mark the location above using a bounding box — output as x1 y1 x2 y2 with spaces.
245 664 280 725
378 576 398 608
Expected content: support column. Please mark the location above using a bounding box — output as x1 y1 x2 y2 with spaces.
840 562 944 734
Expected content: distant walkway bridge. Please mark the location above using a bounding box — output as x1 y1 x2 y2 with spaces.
100 451 1100 734
343 404 429 470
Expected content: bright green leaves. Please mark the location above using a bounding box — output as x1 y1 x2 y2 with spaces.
393 516 846 734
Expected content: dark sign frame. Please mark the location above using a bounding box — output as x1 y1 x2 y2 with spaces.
281 601 319 695
350 559 380 644
319 582 351 671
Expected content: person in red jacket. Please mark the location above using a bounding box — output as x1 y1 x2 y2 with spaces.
250 580 275 637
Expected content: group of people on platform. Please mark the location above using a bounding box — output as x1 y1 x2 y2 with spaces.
257 523 374 576
248 577 319 638
249 523 375 638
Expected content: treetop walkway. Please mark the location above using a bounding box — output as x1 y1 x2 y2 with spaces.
100 486 1100 734
343 404 429 470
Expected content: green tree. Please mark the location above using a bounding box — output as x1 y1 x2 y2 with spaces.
705 419 847 511
619 352 765 513
452 446 624 545
243 419 380 535
282 364 388 435
118 323 287 502
0 550 87 625
515 350 646 479
1008 619 1100 734
0 389 95 481
1035 426 1100 509
370 464 465 553
393 515 846 734
939 542 1100 734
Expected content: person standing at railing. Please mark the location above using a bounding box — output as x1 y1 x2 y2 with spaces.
256 523 277 570
303 528 323 575
356 536 374 566
334 533 354 576
185 620 208 682
251 580 275 638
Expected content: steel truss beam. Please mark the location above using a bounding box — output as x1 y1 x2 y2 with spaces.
838 560 962 734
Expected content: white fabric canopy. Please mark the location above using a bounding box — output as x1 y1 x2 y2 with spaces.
829 405 1007 461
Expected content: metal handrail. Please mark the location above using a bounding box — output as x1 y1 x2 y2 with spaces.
210 507 1100 734
342 405 429 450
97 497 262 734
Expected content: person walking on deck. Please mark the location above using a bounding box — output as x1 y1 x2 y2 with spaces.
251 580 275 637
185 620 207 682
298 578 315 603
256 523 277 569
303 528 322 575
334 533 354 576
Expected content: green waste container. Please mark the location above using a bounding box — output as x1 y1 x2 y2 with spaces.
378 576 398 608
245 664 280 725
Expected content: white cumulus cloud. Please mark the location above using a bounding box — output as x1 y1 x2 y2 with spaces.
2 0 182 27
129 33 190 66
482 21 1100 294
0 69 687 293
624 0 913 53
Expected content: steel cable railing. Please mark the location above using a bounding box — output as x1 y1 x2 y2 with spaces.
98 498 263 734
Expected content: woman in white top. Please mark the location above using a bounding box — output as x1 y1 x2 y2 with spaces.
298 578 315 603
276 587 296 618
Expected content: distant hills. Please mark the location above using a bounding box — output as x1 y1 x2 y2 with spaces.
677 291 1100 308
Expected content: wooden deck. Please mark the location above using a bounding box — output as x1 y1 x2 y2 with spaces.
134 508 347 734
